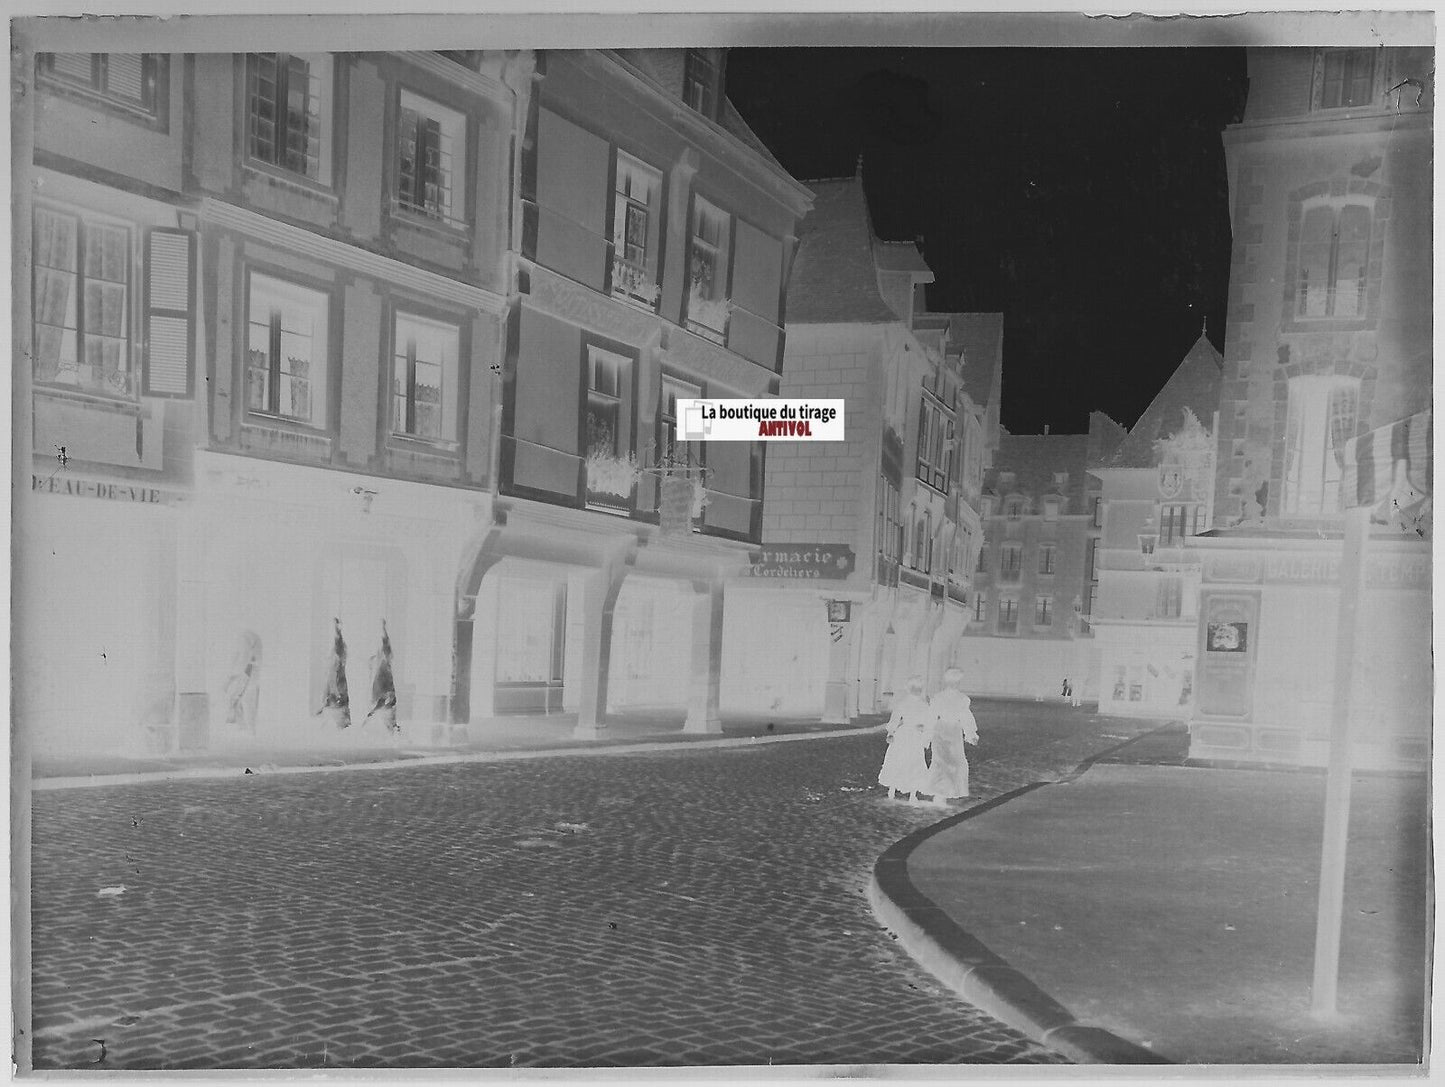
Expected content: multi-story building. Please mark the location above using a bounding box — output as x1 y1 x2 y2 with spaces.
1089 332 1222 718
1188 46 1433 767
14 43 813 758
749 174 997 719
959 413 1125 702
469 49 812 734
17 46 530 758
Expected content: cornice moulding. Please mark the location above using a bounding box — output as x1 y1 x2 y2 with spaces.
198 198 508 316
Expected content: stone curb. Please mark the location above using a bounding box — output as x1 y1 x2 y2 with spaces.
32 722 890 791
867 731 1176 1066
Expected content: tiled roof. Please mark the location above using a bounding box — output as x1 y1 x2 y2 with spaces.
720 99 785 171
785 177 898 326
986 432 1093 506
1104 333 1224 468
953 313 1005 408
871 238 934 278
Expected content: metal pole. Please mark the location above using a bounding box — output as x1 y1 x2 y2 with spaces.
1310 504 1371 1015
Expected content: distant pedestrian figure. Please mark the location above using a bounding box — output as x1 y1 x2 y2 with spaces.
364 619 399 734
222 630 262 735
1061 677 1072 701
317 617 352 730
928 667 980 805
879 675 933 803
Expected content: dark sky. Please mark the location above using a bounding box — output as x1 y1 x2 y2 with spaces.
726 48 1248 435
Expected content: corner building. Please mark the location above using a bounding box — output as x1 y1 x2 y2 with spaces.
472 50 812 733
752 176 998 719
1188 46 1432 767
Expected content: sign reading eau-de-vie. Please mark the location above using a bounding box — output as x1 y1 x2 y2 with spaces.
747 544 856 579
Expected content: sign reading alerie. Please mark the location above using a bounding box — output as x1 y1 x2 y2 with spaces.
748 544 855 580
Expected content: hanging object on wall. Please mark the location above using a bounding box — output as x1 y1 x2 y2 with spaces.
365 619 400 734
317 617 352 730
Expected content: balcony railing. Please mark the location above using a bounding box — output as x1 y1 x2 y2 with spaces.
610 255 660 312
685 286 729 344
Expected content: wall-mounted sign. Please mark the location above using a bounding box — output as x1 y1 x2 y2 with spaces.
32 473 182 505
1207 621 1249 653
747 544 855 580
827 600 853 623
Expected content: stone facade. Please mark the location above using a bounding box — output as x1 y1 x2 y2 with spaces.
1189 46 1432 767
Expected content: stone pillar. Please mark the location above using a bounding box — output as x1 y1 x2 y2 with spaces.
574 558 628 738
173 505 210 754
683 579 724 733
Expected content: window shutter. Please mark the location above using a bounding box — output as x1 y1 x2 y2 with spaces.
51 53 96 83
106 54 146 102
144 228 194 397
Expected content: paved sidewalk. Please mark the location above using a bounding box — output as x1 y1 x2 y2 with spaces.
876 753 1429 1065
29 710 888 787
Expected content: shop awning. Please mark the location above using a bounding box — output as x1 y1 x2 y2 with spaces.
1340 409 1432 509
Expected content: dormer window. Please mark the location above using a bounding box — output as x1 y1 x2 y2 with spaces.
1042 498 1060 522
1005 498 1024 520
683 50 721 120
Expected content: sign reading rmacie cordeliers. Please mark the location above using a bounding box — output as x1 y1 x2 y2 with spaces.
747 544 855 579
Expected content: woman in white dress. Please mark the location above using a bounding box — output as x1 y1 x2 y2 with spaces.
878 675 933 803
927 667 980 805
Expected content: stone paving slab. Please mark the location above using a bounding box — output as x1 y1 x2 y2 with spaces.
905 762 1429 1065
24 703 1155 1070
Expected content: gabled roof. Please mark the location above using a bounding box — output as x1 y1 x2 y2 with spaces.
720 99 785 171
1104 333 1224 468
986 432 1092 506
952 313 1004 408
785 176 898 326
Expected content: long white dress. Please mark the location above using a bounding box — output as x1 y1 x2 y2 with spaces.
928 688 979 800
878 694 933 793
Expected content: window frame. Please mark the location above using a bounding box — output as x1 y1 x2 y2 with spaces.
244 269 332 429
245 52 334 186
32 203 137 402
1038 543 1056 575
916 392 953 492
998 596 1019 634
394 87 467 228
1313 48 1378 112
1282 375 1360 516
37 53 167 125
610 152 664 311
685 194 732 343
683 49 721 119
391 309 462 446
1034 595 1053 627
1295 199 1373 321
999 542 1023 582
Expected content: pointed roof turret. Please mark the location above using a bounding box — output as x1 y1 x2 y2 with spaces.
1104 332 1224 468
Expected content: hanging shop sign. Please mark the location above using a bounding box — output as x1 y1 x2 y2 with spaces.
747 544 856 580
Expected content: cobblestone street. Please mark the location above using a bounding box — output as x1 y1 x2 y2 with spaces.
28 705 1158 1069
